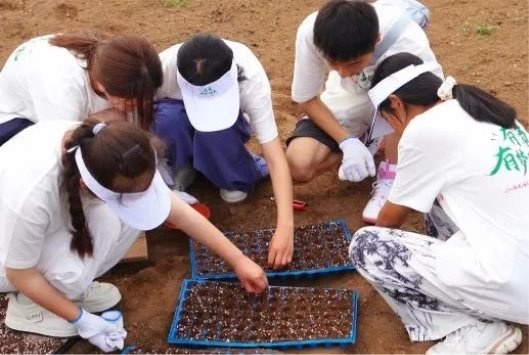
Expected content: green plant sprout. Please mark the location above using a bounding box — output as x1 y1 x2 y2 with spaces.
165 0 187 7
476 23 495 36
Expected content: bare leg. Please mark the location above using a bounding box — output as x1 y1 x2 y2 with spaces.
286 137 341 183
382 131 400 164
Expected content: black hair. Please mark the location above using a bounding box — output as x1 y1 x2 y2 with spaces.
314 0 379 61
371 52 517 128
177 33 233 85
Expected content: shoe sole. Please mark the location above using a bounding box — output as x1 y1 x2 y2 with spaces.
362 216 377 224
219 191 248 203
5 315 78 337
488 326 523 354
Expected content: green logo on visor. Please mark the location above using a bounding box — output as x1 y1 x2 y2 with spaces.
200 86 217 97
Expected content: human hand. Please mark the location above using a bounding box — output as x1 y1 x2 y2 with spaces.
72 308 127 353
233 256 269 293
267 225 294 270
338 136 376 182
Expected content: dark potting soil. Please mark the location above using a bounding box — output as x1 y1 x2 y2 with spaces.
176 281 354 343
0 294 69 353
192 221 352 276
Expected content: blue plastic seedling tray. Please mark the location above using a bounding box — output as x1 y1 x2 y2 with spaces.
189 219 355 280
168 279 359 349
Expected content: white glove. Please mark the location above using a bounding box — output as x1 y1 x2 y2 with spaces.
71 308 127 353
338 136 376 182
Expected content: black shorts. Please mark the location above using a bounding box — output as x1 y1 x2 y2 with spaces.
285 118 341 153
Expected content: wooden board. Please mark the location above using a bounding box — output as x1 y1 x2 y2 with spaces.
121 233 148 263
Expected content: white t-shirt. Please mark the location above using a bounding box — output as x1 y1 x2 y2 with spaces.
0 121 80 275
0 35 111 125
157 39 278 144
389 100 529 323
291 1 442 103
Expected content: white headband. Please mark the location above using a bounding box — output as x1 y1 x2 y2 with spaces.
368 62 442 107
365 62 443 142
74 146 172 230
75 147 123 200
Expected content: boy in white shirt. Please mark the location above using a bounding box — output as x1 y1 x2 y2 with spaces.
155 33 294 270
286 0 442 223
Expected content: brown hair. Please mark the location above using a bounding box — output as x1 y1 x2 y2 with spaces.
50 31 163 130
61 120 158 257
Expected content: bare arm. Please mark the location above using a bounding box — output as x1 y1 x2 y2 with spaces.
166 193 268 292
300 96 352 142
376 201 412 228
261 137 294 269
6 267 80 321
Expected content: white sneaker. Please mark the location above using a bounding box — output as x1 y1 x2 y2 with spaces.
79 281 121 314
362 160 396 223
219 189 248 203
426 321 522 354
5 293 78 337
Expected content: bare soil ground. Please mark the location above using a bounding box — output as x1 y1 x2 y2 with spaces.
0 0 527 353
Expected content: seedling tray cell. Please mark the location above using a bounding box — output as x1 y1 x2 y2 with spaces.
168 279 359 348
190 219 354 279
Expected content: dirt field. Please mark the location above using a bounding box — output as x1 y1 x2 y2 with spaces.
0 0 527 353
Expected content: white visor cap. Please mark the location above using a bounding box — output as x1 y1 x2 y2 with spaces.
177 61 240 132
367 62 442 140
75 148 171 231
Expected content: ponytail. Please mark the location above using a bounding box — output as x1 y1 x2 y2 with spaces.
452 84 516 129
372 52 517 129
62 122 97 258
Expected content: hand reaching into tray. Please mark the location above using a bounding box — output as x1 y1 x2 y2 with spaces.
234 255 269 293
267 224 294 270
167 192 268 293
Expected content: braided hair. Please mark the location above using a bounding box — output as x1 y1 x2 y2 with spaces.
61 119 158 257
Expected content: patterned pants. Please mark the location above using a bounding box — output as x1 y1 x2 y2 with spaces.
349 204 488 341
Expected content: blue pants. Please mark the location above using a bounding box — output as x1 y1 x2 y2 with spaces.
154 98 264 192
0 118 34 146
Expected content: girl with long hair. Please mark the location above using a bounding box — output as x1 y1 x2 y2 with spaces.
0 119 267 352
0 31 163 145
349 52 528 354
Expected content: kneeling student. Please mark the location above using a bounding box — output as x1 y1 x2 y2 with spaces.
350 52 527 354
0 119 268 352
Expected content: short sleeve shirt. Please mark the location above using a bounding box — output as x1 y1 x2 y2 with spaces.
0 121 78 274
291 1 442 103
389 100 529 323
0 35 111 125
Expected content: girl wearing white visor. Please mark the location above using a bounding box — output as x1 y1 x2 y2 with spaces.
349 53 528 354
155 33 294 270
0 120 268 352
